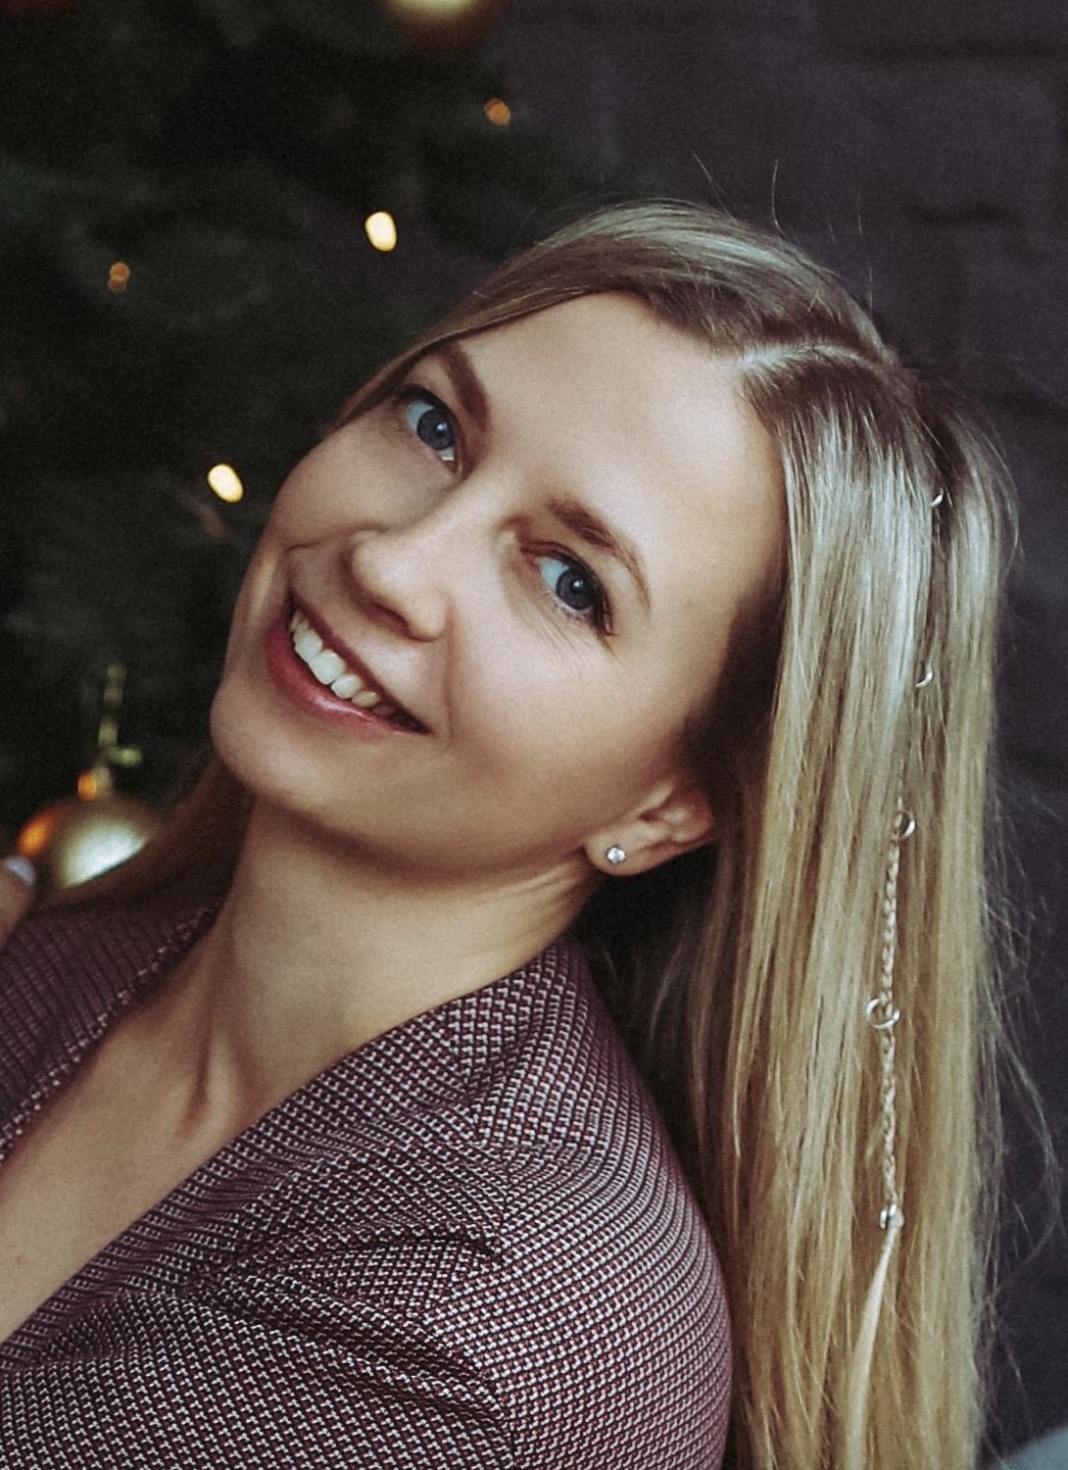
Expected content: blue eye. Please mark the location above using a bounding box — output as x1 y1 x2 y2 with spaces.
402 393 457 464
536 553 609 631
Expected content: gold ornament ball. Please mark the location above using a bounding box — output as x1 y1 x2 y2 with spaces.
382 0 503 53
16 791 160 896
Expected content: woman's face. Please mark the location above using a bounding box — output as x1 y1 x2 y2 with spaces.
213 293 783 886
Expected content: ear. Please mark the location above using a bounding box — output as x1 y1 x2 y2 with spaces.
584 774 715 877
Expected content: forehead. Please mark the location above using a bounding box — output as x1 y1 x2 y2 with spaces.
453 292 770 479
456 290 721 408
454 293 785 624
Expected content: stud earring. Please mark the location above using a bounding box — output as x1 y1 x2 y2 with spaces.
605 845 626 866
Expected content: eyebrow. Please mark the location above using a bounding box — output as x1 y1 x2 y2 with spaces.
546 496 651 612
438 341 489 432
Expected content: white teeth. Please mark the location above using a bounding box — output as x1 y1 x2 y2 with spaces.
294 626 323 662
288 606 412 725
309 649 346 685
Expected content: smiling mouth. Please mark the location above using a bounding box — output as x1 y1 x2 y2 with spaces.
288 609 426 731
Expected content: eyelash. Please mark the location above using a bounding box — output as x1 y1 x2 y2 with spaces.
392 383 613 636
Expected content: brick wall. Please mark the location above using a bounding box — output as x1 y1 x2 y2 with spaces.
489 0 1068 1453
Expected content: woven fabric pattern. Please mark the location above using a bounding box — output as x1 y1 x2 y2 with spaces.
0 878 730 1467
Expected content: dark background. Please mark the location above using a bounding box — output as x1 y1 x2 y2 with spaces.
1 0 1065 1457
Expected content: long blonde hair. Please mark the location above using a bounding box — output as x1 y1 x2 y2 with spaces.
60 203 1011 1470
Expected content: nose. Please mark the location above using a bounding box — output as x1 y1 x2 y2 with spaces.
345 500 475 642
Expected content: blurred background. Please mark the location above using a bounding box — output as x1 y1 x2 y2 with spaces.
0 0 1065 1457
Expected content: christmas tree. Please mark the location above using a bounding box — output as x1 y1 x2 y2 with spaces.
0 0 625 852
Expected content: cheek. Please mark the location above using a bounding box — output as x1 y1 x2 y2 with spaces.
261 431 372 543
221 535 284 662
265 479 335 545
456 649 693 805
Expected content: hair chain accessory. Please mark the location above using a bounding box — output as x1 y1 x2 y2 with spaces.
605 845 626 866
846 797 911 1459
866 798 909 1236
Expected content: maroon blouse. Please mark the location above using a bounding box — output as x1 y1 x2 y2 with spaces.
0 875 730 1467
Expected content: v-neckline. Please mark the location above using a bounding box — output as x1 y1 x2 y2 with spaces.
0 879 552 1368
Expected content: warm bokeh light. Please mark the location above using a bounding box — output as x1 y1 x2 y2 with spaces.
364 210 398 252
16 811 54 860
77 769 105 800
391 0 481 13
383 0 501 52
108 260 131 293
484 97 511 126
207 463 244 503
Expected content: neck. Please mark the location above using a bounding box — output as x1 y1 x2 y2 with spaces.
164 798 594 1110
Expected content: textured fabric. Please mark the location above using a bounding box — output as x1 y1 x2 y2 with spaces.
0 875 731 1468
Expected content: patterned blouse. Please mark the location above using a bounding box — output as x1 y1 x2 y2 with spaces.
0 875 730 1467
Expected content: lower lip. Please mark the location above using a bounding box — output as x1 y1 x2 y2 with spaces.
264 613 407 736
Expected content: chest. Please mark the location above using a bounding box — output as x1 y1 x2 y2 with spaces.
0 1030 237 1345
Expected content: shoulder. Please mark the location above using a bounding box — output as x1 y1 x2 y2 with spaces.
220 938 731 1467
415 939 732 1467
0 869 223 1013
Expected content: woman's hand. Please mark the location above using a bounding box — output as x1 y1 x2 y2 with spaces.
0 856 35 940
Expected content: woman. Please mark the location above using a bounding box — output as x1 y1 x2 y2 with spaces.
0 203 1009 1469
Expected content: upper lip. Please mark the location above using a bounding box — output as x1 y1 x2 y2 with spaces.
289 596 427 730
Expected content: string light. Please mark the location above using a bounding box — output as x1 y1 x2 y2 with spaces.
108 261 130 293
207 463 244 503
484 98 511 126
364 211 398 252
